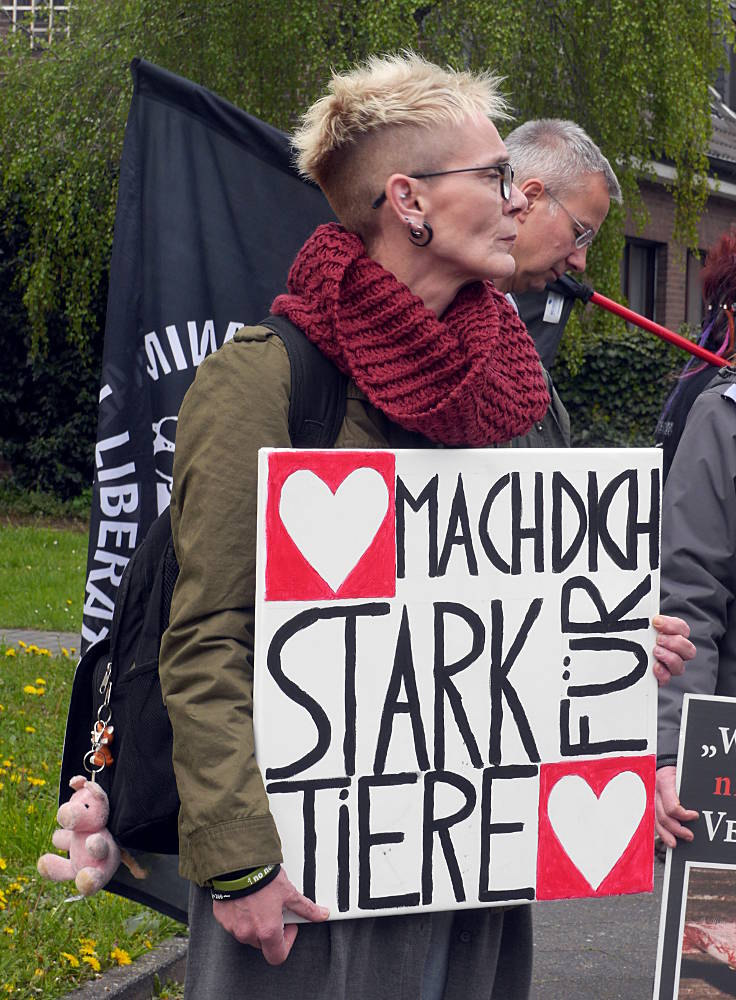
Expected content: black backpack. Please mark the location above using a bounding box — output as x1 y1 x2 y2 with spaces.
60 315 347 853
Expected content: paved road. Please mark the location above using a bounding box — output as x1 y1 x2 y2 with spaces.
0 627 80 656
531 861 664 999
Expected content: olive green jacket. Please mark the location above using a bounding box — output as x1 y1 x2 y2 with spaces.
159 325 570 884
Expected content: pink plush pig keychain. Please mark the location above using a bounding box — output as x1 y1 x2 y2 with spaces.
37 775 146 896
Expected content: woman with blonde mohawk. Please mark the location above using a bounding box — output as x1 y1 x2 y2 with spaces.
160 51 692 1000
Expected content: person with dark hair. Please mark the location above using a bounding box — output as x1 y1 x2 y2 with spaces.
655 231 736 848
655 232 736 483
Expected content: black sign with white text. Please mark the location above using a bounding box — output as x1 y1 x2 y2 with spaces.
655 695 736 998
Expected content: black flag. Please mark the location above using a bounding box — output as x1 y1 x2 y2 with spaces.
82 58 332 650
80 60 332 921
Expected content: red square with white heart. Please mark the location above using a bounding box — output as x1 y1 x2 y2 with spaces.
265 451 396 601
536 755 655 900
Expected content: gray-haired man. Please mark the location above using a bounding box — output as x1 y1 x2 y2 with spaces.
495 119 622 367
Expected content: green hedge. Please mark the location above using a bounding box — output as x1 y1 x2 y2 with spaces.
552 320 686 447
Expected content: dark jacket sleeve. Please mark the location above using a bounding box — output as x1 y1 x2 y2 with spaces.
657 385 736 764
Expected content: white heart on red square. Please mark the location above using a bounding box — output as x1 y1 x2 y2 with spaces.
547 771 646 890
279 468 389 592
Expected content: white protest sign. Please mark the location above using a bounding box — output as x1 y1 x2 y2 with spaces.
254 448 660 920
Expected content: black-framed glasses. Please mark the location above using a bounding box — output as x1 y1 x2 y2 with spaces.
545 190 595 250
371 161 514 209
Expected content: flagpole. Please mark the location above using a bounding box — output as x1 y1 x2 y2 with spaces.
552 275 732 369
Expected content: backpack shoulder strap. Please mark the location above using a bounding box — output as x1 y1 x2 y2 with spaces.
108 504 176 662
260 314 347 448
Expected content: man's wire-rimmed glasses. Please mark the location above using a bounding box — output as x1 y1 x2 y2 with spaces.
545 190 595 250
371 161 514 210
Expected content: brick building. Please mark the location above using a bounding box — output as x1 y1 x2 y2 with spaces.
623 79 736 332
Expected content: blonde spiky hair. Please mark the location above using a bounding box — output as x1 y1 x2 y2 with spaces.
292 52 510 236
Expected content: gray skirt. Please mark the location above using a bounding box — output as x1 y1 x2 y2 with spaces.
184 883 532 1000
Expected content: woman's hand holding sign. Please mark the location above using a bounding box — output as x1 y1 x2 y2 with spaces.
213 868 329 964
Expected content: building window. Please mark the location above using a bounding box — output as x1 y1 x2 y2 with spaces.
622 238 661 321
1 1 70 46
685 250 706 330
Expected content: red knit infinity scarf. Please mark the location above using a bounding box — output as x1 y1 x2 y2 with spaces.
271 223 550 446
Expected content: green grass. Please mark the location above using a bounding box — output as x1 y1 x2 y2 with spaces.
152 975 185 998
0 643 186 998
0 525 87 631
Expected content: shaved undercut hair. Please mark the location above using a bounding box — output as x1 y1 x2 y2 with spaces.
292 51 510 237
505 118 622 203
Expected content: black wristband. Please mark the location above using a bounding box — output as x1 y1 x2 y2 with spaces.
209 863 281 901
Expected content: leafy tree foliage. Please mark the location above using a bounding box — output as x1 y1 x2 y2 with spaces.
0 199 104 497
0 0 733 484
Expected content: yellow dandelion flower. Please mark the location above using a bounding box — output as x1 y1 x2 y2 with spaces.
17 640 26 648
27 776 46 787
26 804 35 815
26 645 39 654
144 938 152 949
66 599 72 606
4 650 15 658
0 900 6 912
33 970 42 977
7 883 22 893
34 678 46 686
60 952 79 968
78 937 96 953
81 955 101 972
22 686 40 696
40 649 51 657
3 985 14 994
61 647 69 657
2 928 14 935
0 704 4 710
110 947 132 966
0 858 7 870
2 761 10 768
25 727 36 734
